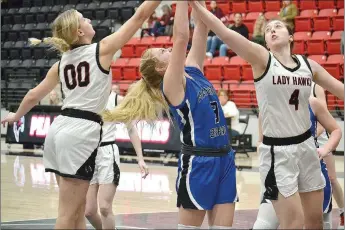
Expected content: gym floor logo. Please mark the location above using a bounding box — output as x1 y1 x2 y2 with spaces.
13 116 25 142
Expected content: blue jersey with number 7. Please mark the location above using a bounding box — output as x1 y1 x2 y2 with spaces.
162 66 230 149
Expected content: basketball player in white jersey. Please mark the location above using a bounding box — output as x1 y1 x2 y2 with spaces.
189 2 344 229
253 96 342 229
85 91 149 229
311 83 345 228
1 2 161 229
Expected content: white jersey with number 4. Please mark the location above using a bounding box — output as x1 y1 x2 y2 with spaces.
255 52 313 138
59 43 111 114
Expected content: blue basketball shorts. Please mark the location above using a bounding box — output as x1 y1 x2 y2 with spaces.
321 160 332 214
175 150 238 210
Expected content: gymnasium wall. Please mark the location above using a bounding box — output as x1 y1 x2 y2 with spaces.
2 109 344 153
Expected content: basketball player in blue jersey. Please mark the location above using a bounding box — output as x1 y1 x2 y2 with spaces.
253 96 342 229
311 83 345 228
189 2 344 228
103 1 237 228
1 2 162 228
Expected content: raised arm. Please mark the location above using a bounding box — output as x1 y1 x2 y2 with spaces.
99 1 161 70
162 1 190 106
189 1 269 76
310 97 342 158
310 59 344 101
1 62 60 126
185 1 209 71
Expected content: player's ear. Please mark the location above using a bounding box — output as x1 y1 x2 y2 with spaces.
77 29 84 37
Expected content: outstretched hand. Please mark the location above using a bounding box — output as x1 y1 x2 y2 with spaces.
138 159 149 179
1 112 18 127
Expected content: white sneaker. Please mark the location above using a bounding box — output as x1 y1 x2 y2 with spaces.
206 52 213 58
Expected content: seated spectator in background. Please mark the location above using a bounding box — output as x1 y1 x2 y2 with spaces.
251 15 266 47
152 4 173 37
206 1 225 54
279 0 298 31
206 13 249 58
210 1 224 20
218 89 240 137
141 12 158 38
112 84 121 95
49 90 62 106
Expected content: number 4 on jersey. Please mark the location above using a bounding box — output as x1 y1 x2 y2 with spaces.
289 89 300 111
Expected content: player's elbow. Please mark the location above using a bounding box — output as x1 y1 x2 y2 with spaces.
333 128 342 141
26 89 41 104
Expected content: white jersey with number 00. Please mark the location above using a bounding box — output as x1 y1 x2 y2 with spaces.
255 52 313 138
59 43 111 114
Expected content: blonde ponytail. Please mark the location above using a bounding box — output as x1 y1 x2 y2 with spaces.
102 79 171 125
29 37 70 53
28 9 81 54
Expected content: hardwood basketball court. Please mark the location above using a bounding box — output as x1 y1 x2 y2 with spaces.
1 139 344 229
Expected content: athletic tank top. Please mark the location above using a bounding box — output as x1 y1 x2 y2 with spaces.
163 66 229 149
309 104 327 171
101 92 118 142
59 43 111 114
310 82 329 146
254 52 313 138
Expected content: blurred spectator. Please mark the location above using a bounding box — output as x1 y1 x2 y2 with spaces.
112 84 121 95
341 32 344 55
218 89 240 137
210 1 224 20
49 90 62 106
152 5 173 37
251 15 267 47
206 13 249 58
279 0 298 31
206 1 225 54
141 12 158 38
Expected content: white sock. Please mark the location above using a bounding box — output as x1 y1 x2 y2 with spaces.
252 202 279 229
339 208 344 215
323 212 332 229
178 224 200 229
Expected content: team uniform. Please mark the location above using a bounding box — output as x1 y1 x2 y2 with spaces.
255 52 325 200
309 105 333 214
44 43 111 180
90 92 121 185
252 104 333 229
162 66 238 210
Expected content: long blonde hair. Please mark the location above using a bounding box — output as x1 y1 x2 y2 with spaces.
102 50 171 124
29 9 80 53
253 15 266 37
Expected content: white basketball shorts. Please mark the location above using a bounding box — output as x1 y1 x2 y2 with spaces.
43 109 103 181
90 142 120 185
259 129 325 199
